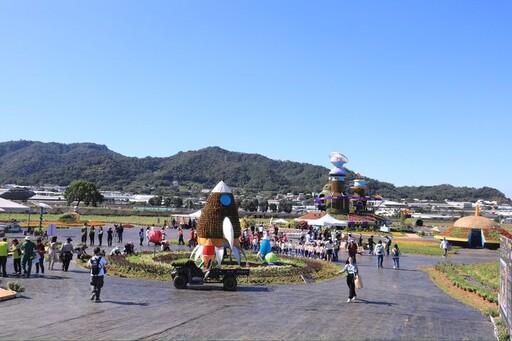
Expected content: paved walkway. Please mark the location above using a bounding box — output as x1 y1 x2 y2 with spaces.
0 226 498 340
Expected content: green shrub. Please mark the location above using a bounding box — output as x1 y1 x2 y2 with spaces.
58 214 77 223
7 281 25 292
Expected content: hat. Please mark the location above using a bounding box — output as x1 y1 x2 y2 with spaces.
24 236 31 241
67 238 72 242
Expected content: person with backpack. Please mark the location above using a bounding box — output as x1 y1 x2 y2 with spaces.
87 247 108 303
375 240 385 268
60 238 75 272
391 244 401 269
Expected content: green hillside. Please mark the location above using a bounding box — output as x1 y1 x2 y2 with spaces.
0 140 508 203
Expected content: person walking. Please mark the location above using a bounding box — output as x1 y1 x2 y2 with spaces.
89 226 96 246
145 227 150 246
338 256 359 302
47 236 59 270
9 239 22 276
391 244 401 269
116 224 124 243
97 226 104 246
385 235 392 257
324 238 334 262
367 235 375 255
0 237 8 277
347 240 358 263
177 227 185 245
440 237 449 258
81 223 88 246
21 236 36 277
375 240 385 268
138 228 144 246
107 227 113 247
60 238 74 272
34 237 45 276
87 247 108 303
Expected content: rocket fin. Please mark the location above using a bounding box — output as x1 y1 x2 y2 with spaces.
192 245 203 262
232 246 241 265
223 217 234 248
215 246 224 265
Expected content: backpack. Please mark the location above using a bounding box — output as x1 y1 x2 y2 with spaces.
91 256 102 276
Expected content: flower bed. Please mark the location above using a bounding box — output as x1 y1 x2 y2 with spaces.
104 251 340 284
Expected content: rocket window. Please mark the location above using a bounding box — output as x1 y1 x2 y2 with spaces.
220 194 232 206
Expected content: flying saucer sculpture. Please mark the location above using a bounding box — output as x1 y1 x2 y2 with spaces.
316 152 350 212
329 152 348 168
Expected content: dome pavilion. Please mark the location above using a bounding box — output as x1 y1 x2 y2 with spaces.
436 205 512 249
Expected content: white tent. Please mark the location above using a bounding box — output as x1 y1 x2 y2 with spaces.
189 209 202 219
29 201 52 209
308 213 348 227
0 198 29 212
172 210 202 225
273 218 289 225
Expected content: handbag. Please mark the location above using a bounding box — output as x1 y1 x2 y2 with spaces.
354 274 363 289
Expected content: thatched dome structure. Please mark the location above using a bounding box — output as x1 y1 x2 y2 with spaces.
453 215 499 229
436 205 511 249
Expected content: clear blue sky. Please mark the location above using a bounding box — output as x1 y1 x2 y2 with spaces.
1 1 511 199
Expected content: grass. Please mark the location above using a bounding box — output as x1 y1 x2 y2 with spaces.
391 240 460 256
0 213 166 227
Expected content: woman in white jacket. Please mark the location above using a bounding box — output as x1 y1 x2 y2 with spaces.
338 256 359 302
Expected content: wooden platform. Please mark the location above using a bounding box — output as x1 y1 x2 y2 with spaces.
0 288 17 301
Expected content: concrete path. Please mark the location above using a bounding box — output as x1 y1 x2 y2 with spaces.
0 226 498 340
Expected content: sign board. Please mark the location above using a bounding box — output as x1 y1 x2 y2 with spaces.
301 274 315 284
380 225 390 233
500 236 512 336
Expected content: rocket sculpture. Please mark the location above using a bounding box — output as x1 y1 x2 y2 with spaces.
191 181 244 269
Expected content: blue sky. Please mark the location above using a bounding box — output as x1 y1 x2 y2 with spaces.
1 1 511 199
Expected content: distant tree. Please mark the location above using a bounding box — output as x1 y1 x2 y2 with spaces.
185 199 194 210
64 180 104 208
258 199 269 213
170 197 183 208
163 197 172 207
241 199 258 212
269 203 277 213
148 196 162 206
279 200 293 213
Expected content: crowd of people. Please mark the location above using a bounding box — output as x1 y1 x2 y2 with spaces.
0 220 454 307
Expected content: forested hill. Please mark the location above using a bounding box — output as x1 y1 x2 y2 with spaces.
0 140 508 203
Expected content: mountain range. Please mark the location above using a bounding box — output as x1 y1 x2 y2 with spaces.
0 140 508 203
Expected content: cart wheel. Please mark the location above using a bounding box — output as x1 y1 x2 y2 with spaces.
223 276 237 291
174 275 188 289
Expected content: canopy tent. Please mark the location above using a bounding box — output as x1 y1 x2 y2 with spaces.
29 201 52 209
0 198 29 212
189 209 202 219
272 218 289 225
307 213 348 227
172 209 202 226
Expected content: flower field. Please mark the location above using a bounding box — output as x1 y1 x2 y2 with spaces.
97 251 340 285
